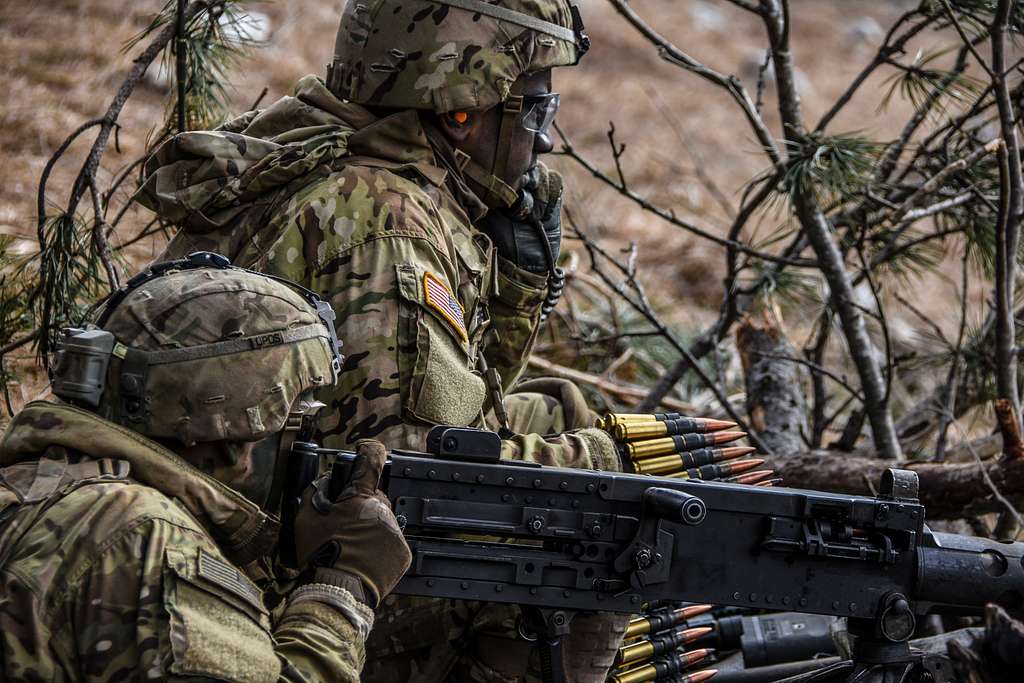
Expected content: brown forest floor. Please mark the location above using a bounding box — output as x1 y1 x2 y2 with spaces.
0 0 974 415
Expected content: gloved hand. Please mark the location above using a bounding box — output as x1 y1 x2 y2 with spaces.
478 162 564 274
293 439 411 609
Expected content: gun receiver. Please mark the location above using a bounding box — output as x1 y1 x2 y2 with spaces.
304 427 1024 681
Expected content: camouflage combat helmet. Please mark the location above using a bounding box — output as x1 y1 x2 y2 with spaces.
51 252 343 447
327 0 590 208
327 0 589 113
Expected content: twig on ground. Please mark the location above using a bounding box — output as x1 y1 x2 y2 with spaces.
527 356 695 414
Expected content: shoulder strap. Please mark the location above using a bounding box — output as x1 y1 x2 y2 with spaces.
0 450 130 570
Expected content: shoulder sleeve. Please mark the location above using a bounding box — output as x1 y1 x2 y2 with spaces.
250 169 490 452
61 507 278 683
63 493 366 683
499 428 622 472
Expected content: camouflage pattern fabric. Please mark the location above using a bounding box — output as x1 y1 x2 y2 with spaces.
140 75 623 681
499 377 598 435
0 402 368 682
364 384 628 683
144 75 619 472
91 265 337 448
327 0 582 113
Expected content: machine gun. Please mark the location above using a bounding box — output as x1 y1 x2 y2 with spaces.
287 427 1024 683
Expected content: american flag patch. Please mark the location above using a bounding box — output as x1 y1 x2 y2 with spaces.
423 272 468 343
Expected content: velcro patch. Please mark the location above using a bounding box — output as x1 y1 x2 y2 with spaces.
197 549 264 612
423 272 468 343
249 332 284 349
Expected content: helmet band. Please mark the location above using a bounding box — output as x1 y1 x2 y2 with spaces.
428 0 578 45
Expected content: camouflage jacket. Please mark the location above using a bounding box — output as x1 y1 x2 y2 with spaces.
0 401 371 682
141 75 618 471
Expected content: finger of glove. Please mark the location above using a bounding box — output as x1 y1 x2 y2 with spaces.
534 162 564 207
542 194 563 240
346 439 387 496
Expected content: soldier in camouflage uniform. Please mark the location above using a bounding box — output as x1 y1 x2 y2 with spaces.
138 0 628 679
0 254 411 681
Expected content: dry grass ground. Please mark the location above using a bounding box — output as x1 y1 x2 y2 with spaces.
0 0 986 419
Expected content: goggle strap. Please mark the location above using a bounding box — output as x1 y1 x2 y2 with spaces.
488 83 526 207
460 155 519 208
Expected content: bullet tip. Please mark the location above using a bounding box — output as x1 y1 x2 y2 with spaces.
730 469 776 485
681 625 715 642
680 604 714 619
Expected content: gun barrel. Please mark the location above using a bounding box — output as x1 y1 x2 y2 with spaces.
915 530 1024 614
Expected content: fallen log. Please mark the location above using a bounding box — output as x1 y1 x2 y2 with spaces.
768 449 1024 519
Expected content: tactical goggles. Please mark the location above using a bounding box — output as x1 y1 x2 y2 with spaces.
520 93 560 135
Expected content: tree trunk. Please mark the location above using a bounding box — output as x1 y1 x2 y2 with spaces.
992 0 1023 425
737 305 808 457
760 0 902 460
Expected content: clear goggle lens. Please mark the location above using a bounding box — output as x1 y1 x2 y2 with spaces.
520 93 560 135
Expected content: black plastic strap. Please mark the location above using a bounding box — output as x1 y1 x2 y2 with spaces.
119 347 151 423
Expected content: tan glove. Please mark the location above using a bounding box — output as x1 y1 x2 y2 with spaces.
293 439 411 608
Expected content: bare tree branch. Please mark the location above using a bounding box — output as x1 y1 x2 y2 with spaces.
526 355 695 414
992 0 1023 423
555 124 813 267
760 0 902 459
815 10 932 133
566 213 775 453
607 0 782 167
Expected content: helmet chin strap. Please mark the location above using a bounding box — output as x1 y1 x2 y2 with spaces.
454 80 527 210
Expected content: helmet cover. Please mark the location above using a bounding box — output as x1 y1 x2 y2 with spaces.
328 0 588 112
92 264 339 447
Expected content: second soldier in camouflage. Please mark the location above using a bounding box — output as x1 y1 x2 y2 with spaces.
139 1 631 680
